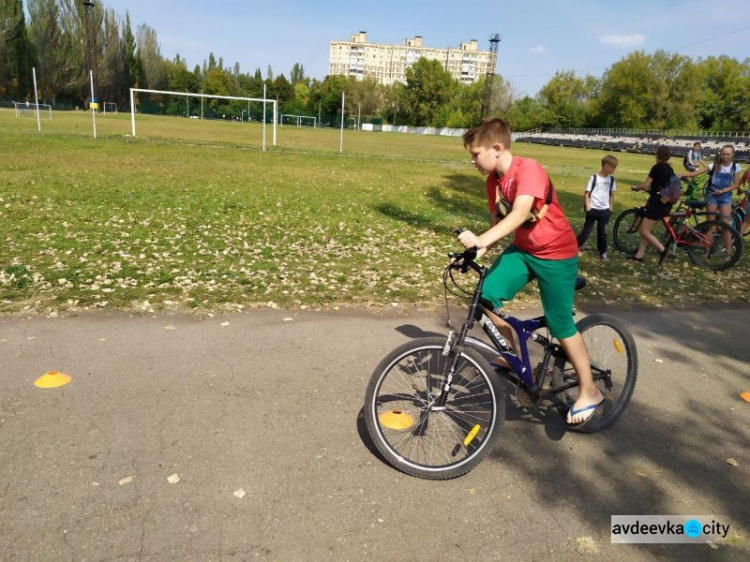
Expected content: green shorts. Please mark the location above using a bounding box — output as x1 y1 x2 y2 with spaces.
482 245 578 339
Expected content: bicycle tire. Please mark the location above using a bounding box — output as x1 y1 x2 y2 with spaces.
685 220 743 271
612 208 642 254
551 314 638 434
364 336 504 479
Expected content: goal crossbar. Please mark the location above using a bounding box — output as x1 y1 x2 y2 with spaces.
280 114 317 128
14 101 52 120
129 88 278 148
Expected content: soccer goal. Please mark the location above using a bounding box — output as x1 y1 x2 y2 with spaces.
280 114 317 128
103 102 118 115
129 88 278 149
14 101 52 120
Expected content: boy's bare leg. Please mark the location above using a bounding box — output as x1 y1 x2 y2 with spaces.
485 309 517 368
559 332 604 424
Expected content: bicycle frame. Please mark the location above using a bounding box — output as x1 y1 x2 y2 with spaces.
661 207 712 249
436 252 608 409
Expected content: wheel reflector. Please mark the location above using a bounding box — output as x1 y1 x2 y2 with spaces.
613 339 623 354
740 391 750 404
34 371 72 388
463 424 481 447
379 410 415 430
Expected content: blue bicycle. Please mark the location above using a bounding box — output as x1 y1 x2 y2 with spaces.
364 244 638 479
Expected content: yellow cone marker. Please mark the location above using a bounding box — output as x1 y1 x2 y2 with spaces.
379 410 415 431
34 371 72 388
740 391 750 404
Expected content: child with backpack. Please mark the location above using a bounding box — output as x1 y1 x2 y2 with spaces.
683 141 704 172
682 144 743 224
628 146 679 262
577 155 618 260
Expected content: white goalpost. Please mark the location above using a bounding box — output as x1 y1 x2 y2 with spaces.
14 101 52 120
129 88 278 150
280 114 317 128
103 102 118 115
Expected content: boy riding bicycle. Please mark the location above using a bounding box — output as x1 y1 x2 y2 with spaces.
458 118 603 426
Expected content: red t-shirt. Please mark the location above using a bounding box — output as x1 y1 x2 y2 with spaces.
485 156 578 259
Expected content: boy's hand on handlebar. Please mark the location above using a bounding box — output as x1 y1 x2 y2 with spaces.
458 229 481 249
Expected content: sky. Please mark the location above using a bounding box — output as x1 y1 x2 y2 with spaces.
117 0 750 96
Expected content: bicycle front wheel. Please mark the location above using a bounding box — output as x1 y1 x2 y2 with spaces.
685 220 743 271
552 314 638 433
364 336 504 479
612 208 643 254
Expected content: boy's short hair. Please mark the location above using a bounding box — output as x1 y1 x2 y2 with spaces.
693 141 701 147
601 155 619 168
463 117 511 149
656 146 671 162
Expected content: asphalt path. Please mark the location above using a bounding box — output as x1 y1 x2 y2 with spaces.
0 305 748 561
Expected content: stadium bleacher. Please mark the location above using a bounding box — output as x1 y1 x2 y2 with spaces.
513 129 750 163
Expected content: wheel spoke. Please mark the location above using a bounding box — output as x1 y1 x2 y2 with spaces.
367 341 501 474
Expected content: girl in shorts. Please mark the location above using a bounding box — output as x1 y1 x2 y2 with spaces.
682 145 743 251
628 146 675 262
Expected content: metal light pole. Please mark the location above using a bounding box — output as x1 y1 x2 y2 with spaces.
83 1 97 138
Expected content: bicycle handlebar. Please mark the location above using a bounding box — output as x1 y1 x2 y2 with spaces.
450 228 480 273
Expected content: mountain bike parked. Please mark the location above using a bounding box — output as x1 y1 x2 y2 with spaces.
657 201 743 270
613 177 710 255
363 243 638 480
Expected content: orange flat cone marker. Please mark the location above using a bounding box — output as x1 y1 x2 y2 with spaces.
34 371 72 388
741 391 750 404
379 410 415 431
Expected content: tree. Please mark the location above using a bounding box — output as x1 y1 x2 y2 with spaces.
537 71 593 128
505 96 544 131
403 58 456 126
694 56 749 130
122 12 143 100
271 74 293 106
137 23 165 89
345 76 385 123
98 8 124 105
27 0 62 102
290 62 305 85
595 50 697 129
0 0 36 99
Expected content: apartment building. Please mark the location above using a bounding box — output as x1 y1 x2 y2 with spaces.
329 31 496 86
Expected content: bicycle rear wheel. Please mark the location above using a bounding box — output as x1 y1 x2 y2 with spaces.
612 208 642 254
685 220 743 271
364 336 504 479
552 314 638 433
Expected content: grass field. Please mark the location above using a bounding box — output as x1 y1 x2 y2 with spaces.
1 108 748 315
